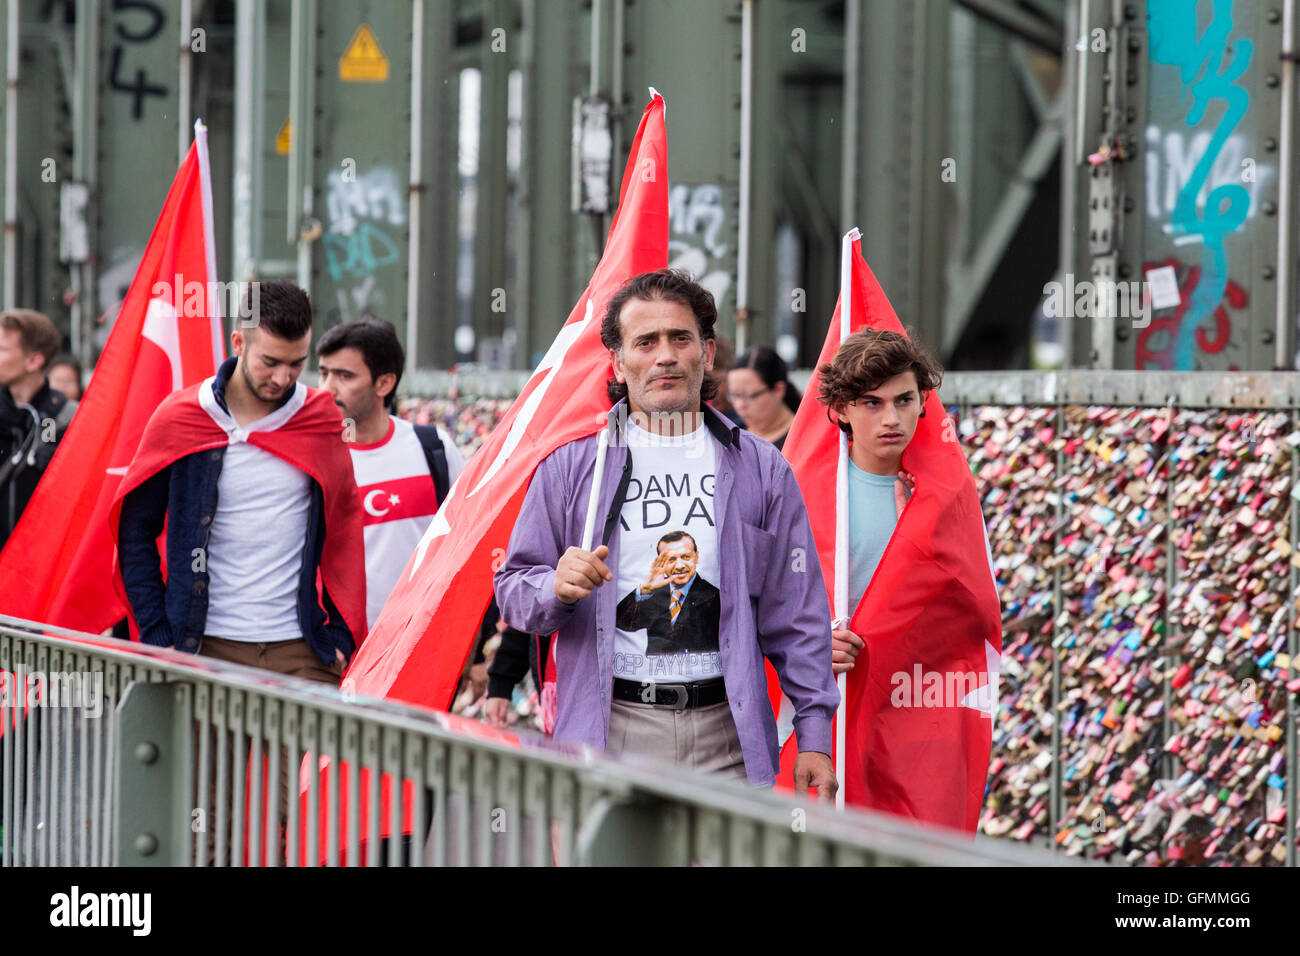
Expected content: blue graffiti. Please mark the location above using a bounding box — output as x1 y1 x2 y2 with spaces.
1148 0 1252 369
322 223 401 282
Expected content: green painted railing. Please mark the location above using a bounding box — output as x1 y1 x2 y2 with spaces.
0 616 1064 867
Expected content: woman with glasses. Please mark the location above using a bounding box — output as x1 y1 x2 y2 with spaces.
727 345 801 450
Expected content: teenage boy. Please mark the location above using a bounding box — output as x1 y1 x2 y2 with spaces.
817 328 942 675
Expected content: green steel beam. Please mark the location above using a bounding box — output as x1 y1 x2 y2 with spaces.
1059 0 1082 368
740 0 781 355
1 0 14 311
619 0 743 338
114 681 193 866
310 3 413 333
231 0 264 283
72 0 101 363
843 0 949 359
259 0 297 281
954 0 1062 55
411 0 458 368
472 0 510 359
517 0 580 369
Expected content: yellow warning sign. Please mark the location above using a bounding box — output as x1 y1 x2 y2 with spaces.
339 24 389 82
275 117 291 155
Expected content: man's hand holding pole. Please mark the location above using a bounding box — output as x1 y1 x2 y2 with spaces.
554 544 612 604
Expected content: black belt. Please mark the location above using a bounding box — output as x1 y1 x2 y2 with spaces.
612 676 727 711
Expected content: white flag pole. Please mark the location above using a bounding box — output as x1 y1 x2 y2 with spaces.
568 425 610 684
580 428 611 553
833 227 860 810
194 119 224 363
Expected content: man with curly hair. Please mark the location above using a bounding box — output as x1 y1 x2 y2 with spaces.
816 327 944 676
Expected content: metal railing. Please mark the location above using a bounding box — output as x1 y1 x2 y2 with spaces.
0 616 1066 867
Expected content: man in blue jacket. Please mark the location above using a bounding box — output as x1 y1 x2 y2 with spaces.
115 279 365 683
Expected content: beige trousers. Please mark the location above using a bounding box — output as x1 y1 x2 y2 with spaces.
605 698 749 781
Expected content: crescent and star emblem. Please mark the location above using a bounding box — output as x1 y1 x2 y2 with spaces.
363 489 401 517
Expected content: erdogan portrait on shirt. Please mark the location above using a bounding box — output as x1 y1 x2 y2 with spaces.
615 531 721 655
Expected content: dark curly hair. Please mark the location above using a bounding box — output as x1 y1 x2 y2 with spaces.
600 269 719 404
817 328 943 435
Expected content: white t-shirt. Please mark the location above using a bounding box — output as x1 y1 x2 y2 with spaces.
612 421 723 683
349 416 465 631
199 379 313 642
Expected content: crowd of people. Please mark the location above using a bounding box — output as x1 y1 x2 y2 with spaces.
1 267 959 842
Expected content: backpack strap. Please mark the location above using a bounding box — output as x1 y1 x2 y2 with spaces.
412 423 451 506
31 397 77 472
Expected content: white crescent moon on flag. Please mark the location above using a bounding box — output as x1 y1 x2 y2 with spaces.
363 489 390 517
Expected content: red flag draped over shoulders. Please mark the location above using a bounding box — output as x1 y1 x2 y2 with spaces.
107 380 366 648
772 234 1001 834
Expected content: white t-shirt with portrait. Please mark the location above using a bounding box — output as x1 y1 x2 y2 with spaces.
612 421 723 683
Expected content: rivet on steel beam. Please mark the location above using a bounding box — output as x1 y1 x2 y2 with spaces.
1263 266 1276 280
135 742 159 764
1263 329 1276 344
1267 74 1280 88
1124 196 1136 213
1263 201 1278 216
1124 4 1137 19
1269 9 1282 23
135 833 158 856
1128 36 1141 52
1266 137 1279 151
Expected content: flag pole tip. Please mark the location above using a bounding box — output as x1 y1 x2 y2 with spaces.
845 227 861 242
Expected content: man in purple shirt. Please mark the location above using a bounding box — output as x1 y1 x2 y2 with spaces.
494 269 839 796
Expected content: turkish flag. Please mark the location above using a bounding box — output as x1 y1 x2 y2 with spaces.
769 232 1001 834
303 90 671 861
0 121 224 631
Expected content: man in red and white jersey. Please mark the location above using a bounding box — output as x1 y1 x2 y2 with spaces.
317 320 465 632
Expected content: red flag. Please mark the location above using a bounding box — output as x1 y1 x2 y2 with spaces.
304 90 671 858
769 232 1001 833
0 122 224 630
345 89 669 709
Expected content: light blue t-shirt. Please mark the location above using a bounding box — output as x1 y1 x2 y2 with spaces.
847 460 910 611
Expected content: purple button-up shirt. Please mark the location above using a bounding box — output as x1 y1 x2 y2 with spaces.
493 400 838 785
